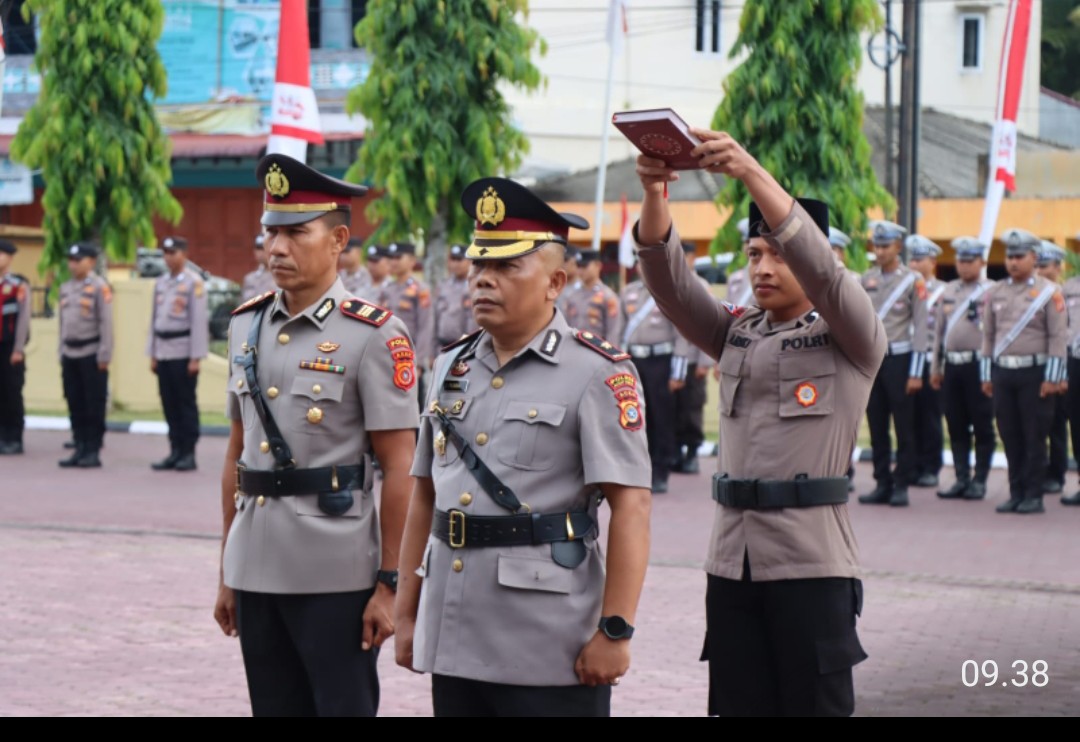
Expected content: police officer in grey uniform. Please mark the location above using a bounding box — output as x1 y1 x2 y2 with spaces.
1036 241 1068 494
147 236 209 471
394 177 652 718
0 240 30 455
1062 247 1080 506
57 243 114 469
858 221 929 508
621 268 690 494
433 243 476 351
563 248 622 342
672 241 715 475
379 242 434 371
906 235 946 487
724 218 753 306
214 153 419 717
930 237 996 500
981 228 1068 514
635 129 883 717
339 236 373 296
365 244 391 291
241 235 276 302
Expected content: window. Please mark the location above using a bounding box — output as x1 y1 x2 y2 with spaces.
309 0 368 50
3 0 37 55
695 0 721 54
960 14 983 71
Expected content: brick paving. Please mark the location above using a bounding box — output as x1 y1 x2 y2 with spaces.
1 430 1078 716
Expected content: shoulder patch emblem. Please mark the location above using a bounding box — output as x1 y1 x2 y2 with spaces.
720 301 745 317
341 298 392 326
102 285 113 304
915 278 928 301
231 290 275 315
575 330 630 361
605 373 644 431
795 382 818 408
1053 290 1065 313
387 336 416 392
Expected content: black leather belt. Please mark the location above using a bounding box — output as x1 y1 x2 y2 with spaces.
712 474 849 509
433 509 595 549
64 335 101 348
238 464 364 497
155 329 191 339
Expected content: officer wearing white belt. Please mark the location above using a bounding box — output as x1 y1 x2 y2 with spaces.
906 235 946 488
1036 241 1069 495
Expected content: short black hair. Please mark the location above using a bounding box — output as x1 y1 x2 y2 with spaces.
320 210 351 230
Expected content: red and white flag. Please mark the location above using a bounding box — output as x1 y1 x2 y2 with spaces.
266 0 323 162
979 0 1033 247
618 192 636 268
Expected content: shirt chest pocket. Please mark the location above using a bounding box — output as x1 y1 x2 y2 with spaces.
496 400 567 471
778 352 836 418
290 373 347 435
430 396 471 467
718 349 745 417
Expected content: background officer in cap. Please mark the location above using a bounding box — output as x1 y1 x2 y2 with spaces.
724 218 753 306
147 235 208 472
556 245 581 316
339 236 372 296
1061 243 1080 506
58 243 113 469
858 220 929 508
981 228 1067 515
241 235 276 302
215 153 419 717
671 241 714 475
1036 241 1069 495
0 239 30 455
930 237 996 500
433 243 476 352
828 227 861 282
394 176 652 718
563 248 622 343
379 242 434 374
635 128 883 717
365 244 391 291
907 235 946 488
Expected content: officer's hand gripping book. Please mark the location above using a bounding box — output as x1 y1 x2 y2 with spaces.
611 108 704 170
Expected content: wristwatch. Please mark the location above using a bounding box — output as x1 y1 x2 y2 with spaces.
598 615 635 640
376 569 398 593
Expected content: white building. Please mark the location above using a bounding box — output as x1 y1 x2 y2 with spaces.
505 0 1042 176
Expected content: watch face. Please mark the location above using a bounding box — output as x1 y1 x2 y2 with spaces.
604 616 628 637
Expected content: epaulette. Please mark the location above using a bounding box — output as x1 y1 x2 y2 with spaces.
231 291 275 315
341 298 392 326
574 330 630 361
440 329 483 353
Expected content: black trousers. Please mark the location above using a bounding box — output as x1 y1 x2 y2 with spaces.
942 360 996 481
1067 358 1080 486
236 589 379 717
156 359 199 452
632 354 676 471
1047 394 1068 485
62 355 108 451
867 352 917 487
703 571 866 717
913 365 943 476
0 340 25 444
432 674 611 717
674 362 707 456
992 365 1054 500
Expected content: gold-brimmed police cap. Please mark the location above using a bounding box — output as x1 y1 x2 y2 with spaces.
256 154 369 227
461 177 588 260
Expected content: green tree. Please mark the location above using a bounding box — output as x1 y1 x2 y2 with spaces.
347 0 544 282
710 0 892 271
10 0 181 275
1042 0 1080 99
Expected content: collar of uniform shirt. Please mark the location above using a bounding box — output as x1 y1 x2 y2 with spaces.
269 278 346 329
1006 277 1036 286
473 310 568 371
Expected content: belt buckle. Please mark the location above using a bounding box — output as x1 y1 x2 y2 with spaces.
448 510 466 549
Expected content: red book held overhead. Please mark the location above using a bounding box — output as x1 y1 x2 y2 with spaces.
612 108 703 170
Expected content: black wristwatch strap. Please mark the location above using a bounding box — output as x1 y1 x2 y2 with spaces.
376 569 398 592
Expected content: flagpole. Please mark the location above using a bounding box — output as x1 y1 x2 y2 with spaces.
592 43 617 252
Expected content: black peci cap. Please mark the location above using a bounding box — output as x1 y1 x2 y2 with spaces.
748 199 829 240
161 236 189 252
0 239 16 255
67 242 100 260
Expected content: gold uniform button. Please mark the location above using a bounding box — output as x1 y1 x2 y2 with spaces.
459 493 473 506
452 559 464 573
267 386 279 399
257 496 266 507
312 384 322 394
236 379 244 389
277 333 290 345
475 432 488 446
307 407 324 424
260 441 270 454
528 409 538 419
491 376 504 389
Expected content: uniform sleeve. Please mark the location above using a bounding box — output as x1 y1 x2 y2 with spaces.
1045 287 1068 383
97 282 114 364
360 316 420 431
577 361 652 488
189 280 210 359
225 315 243 420
635 223 735 363
56 284 65 359
762 202 887 377
146 281 157 358
908 278 929 377
417 285 435 368
14 280 30 354
980 288 996 382
931 291 946 377
604 289 623 347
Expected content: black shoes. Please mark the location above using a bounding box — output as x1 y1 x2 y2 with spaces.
76 451 102 468
914 473 939 488
937 480 970 499
651 471 668 494
670 455 700 475
889 487 909 507
1016 497 1045 514
1062 491 1080 506
152 450 180 471
174 452 197 472
858 485 892 505
996 497 1023 513
59 447 83 468
963 480 987 500
1042 480 1064 495
0 441 24 455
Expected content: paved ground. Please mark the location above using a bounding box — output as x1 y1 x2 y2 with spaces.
2 430 1078 716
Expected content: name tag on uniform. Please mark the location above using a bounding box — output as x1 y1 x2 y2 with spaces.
443 379 469 393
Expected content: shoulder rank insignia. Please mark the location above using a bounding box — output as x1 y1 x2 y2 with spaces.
440 328 483 353
575 330 630 361
720 301 745 317
341 298 392 326
231 291 275 315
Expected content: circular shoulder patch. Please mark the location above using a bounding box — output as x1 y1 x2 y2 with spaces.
795 382 818 408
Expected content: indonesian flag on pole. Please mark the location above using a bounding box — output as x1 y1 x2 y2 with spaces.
607 0 629 58
978 0 1033 247
267 0 324 163
618 193 636 268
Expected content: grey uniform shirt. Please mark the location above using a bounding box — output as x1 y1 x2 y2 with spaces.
241 266 276 302
223 279 420 594
0 273 31 354
339 267 373 297
981 276 1068 383
931 278 994 376
725 267 754 306
1062 276 1080 357
58 275 114 364
379 276 435 369
620 280 692 380
556 278 582 316
636 202 887 581
923 277 945 368
146 268 209 361
434 275 476 348
410 310 651 686
563 280 622 343
861 264 929 377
